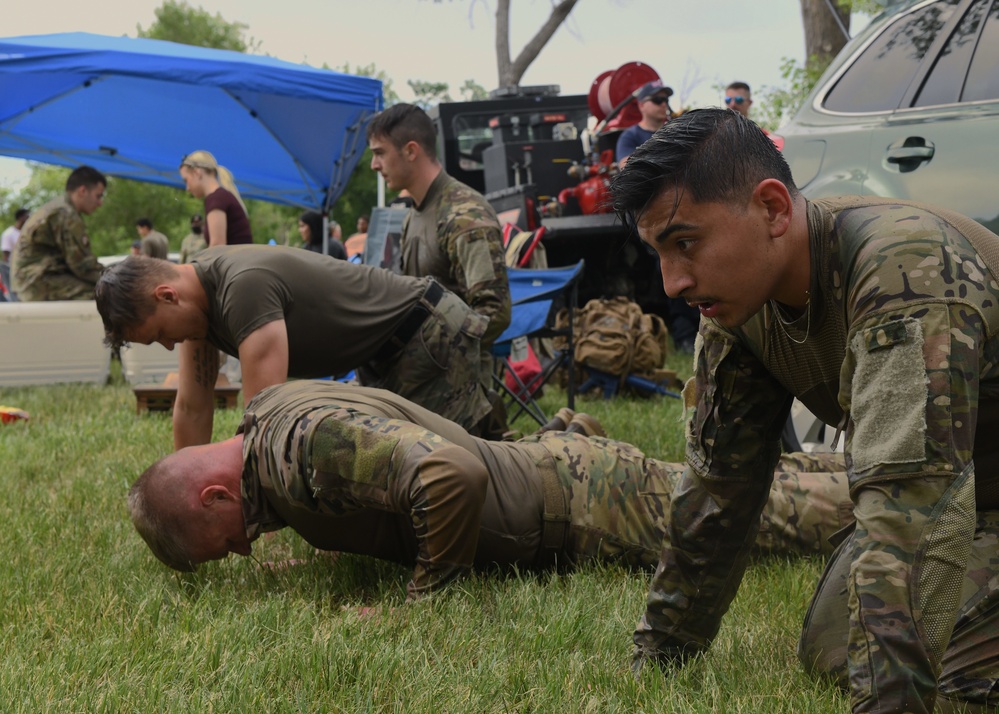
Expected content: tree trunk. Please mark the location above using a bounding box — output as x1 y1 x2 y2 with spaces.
799 0 851 72
496 0 580 89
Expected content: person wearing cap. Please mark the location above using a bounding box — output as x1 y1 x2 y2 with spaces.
616 80 674 169
179 214 208 264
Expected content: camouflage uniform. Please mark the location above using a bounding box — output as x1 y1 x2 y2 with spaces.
11 194 103 301
178 232 207 264
400 171 511 347
239 381 852 600
634 197 999 713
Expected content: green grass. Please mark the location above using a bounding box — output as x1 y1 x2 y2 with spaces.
0 355 847 713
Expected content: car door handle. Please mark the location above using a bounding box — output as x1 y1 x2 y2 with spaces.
886 147 935 163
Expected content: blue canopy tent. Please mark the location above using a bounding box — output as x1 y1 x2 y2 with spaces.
0 32 383 210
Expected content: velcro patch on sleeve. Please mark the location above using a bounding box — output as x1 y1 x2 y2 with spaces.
849 318 928 475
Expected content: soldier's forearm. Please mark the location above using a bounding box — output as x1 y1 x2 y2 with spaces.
847 472 975 713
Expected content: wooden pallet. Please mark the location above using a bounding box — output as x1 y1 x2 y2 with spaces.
133 372 242 414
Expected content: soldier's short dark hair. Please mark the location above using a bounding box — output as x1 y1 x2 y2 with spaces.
610 108 797 231
726 81 751 94
94 256 179 350
65 165 107 193
366 103 438 157
136 217 153 229
14 208 29 221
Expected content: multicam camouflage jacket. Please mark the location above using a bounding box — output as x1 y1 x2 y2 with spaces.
400 171 511 345
239 380 494 600
12 193 103 300
634 197 999 713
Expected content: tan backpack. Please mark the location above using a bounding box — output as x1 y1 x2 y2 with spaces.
560 297 669 378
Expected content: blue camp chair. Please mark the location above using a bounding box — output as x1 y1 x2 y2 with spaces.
492 260 585 426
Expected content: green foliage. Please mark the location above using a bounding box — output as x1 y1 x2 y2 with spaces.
459 78 489 102
135 0 258 52
0 355 847 712
409 79 454 109
754 56 829 133
335 61 400 106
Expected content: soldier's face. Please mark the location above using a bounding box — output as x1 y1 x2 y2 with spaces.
187 487 253 564
74 183 105 215
637 185 785 329
369 134 412 192
127 293 207 351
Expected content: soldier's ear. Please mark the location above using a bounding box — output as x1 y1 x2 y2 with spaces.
153 284 178 304
404 140 420 161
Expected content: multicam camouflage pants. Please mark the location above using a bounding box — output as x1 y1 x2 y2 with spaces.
358 289 493 435
798 455 999 712
537 437 854 569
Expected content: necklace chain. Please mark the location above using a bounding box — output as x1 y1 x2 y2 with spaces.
770 291 811 345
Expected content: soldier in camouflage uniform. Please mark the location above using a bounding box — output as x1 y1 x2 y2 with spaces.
612 108 999 713
12 165 106 301
178 214 207 264
127 380 853 599
366 103 511 349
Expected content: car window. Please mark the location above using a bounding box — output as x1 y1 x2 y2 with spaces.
962 0 999 101
914 0 989 106
824 0 961 113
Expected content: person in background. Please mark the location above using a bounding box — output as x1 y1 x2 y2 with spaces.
12 165 105 301
179 214 207 264
615 80 696 352
724 81 754 118
1 208 29 263
367 103 511 351
298 210 346 260
616 80 673 169
344 214 369 262
135 218 169 259
130 241 142 256
179 151 253 247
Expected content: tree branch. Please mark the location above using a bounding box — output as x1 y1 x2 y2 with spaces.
501 0 579 87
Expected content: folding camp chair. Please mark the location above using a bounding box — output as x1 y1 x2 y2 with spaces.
491 260 585 426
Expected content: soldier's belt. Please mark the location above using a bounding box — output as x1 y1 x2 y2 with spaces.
372 280 445 362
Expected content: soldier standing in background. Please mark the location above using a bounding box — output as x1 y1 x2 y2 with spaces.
12 166 105 301
179 214 207 264
367 103 511 350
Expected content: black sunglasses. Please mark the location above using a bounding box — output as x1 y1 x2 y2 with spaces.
725 96 747 105
645 95 670 105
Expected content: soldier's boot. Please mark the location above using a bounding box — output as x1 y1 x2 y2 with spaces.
564 412 606 438
536 407 576 434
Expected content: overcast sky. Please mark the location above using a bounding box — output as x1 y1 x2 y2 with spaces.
0 0 873 190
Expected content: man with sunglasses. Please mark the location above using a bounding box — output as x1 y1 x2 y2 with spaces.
724 81 753 118
616 80 673 169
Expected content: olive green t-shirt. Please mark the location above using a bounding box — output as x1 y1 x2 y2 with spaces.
192 245 428 376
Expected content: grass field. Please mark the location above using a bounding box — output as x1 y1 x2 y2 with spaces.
0 355 848 713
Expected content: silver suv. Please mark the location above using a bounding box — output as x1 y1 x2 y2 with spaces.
777 0 999 231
